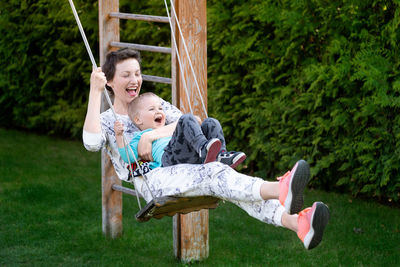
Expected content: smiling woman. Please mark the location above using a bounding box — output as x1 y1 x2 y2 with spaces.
82 48 182 181
105 57 142 114
82 47 330 251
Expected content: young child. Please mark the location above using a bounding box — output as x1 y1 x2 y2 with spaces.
114 92 246 170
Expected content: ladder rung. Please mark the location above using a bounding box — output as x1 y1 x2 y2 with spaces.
143 74 172 84
111 41 171 54
109 12 169 23
112 184 141 197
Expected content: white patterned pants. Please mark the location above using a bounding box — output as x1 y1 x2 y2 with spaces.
135 162 285 226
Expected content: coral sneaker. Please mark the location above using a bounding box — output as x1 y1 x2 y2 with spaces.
297 202 330 250
277 160 310 214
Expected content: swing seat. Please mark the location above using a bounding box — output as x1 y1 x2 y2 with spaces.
136 196 220 222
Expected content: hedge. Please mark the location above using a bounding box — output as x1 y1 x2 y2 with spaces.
207 0 400 202
1 0 399 202
0 0 171 137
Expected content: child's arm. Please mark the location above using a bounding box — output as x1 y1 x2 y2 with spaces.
114 121 125 149
114 121 141 164
137 121 177 161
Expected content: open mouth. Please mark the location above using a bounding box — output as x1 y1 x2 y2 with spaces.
154 115 163 123
126 87 138 97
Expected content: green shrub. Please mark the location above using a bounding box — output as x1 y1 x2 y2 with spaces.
0 0 171 137
1 0 399 201
207 0 400 202
0 0 98 137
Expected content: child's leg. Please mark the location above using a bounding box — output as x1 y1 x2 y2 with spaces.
162 114 220 166
202 117 246 169
201 118 226 152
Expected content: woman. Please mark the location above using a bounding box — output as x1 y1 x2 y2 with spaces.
82 48 329 250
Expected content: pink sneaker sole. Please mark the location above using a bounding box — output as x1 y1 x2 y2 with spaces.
283 160 310 214
302 202 330 250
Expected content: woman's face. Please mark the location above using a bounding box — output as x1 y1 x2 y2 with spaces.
107 58 142 107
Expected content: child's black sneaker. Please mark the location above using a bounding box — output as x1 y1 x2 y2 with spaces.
200 138 222 164
217 151 246 169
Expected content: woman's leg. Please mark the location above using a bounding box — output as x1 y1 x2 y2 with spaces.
139 160 329 249
142 160 309 224
142 162 284 225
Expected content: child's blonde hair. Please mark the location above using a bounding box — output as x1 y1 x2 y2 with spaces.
127 92 159 124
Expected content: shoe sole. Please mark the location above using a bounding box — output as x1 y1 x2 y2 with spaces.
204 139 222 164
230 152 246 169
285 160 310 214
304 202 330 250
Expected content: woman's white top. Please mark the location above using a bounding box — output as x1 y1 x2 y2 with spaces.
82 98 182 181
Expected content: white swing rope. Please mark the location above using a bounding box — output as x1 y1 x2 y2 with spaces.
67 0 158 210
163 0 208 118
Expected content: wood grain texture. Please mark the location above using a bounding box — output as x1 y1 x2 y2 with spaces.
101 150 122 239
99 0 122 239
171 0 209 262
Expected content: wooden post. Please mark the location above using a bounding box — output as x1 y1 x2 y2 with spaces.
171 0 209 262
99 0 122 239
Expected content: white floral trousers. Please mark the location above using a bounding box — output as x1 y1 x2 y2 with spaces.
135 162 285 226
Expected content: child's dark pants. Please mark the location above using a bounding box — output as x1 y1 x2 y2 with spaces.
161 114 226 166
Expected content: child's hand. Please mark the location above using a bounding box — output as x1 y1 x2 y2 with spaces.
114 121 124 136
194 115 202 125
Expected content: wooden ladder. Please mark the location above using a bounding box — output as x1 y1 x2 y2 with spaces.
99 0 209 262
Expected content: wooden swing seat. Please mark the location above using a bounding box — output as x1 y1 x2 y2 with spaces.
135 195 220 222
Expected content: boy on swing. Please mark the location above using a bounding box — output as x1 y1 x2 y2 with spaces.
114 92 246 170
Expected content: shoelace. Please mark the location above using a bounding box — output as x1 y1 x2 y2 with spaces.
218 152 232 158
277 170 291 181
297 207 312 239
299 207 311 217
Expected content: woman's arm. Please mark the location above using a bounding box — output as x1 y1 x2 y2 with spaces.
82 68 108 151
83 68 106 134
137 121 178 161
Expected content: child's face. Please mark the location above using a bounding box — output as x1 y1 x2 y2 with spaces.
135 96 166 130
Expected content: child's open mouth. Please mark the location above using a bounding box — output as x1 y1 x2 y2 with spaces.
154 115 163 123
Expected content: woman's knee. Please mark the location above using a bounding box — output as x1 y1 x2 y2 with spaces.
203 161 233 177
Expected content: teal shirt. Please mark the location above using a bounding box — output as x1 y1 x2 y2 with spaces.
118 128 172 169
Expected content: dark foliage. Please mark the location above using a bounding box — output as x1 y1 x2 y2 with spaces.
207 0 400 202
1 0 399 201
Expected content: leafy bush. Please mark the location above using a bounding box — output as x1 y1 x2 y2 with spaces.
207 0 400 202
0 0 99 137
1 0 399 202
0 0 171 137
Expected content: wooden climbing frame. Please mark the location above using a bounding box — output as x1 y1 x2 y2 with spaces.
99 0 210 262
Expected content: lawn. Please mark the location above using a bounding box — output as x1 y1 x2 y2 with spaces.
0 128 399 266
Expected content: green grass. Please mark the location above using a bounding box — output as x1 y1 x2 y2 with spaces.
1 128 399 266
